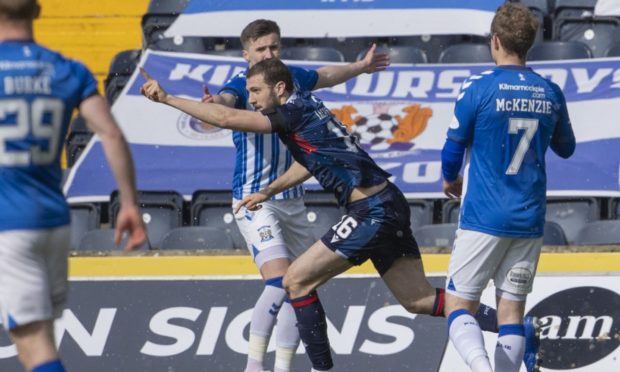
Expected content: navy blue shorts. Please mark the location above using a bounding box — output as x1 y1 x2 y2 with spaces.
320 182 421 276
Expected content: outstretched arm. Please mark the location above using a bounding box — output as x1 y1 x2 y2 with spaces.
235 161 312 212
314 43 390 90
80 95 147 251
140 69 272 133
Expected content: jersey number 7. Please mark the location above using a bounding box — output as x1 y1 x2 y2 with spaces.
506 118 539 175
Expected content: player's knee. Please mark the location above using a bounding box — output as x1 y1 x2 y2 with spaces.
283 272 310 299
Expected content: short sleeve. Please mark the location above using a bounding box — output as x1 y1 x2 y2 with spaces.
218 73 246 109
447 77 479 145
289 66 319 91
71 61 98 104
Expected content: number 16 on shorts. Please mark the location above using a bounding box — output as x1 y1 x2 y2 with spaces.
332 216 358 240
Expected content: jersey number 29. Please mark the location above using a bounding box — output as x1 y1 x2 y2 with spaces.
0 98 64 166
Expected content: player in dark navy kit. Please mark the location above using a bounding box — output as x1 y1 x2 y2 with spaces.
0 1 146 371
141 59 536 372
441 4 575 372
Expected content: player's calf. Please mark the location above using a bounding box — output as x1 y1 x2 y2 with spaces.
290 292 333 371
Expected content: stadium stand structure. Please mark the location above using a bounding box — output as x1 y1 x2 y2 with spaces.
412 223 458 248
69 203 101 250
65 115 93 167
554 16 620 57
78 228 151 251
409 200 434 229
356 45 428 64
546 197 601 244
110 190 184 249
104 49 142 104
191 190 247 249
527 40 593 60
282 46 346 62
573 220 620 245
142 0 190 46
543 221 569 245
160 226 235 250
438 43 494 63
606 41 620 56
553 0 598 19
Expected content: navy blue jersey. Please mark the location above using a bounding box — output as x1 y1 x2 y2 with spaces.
263 90 390 206
448 65 575 238
0 40 98 230
218 66 318 200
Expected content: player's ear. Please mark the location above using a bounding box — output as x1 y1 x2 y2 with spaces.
33 2 41 19
242 49 250 63
275 81 286 96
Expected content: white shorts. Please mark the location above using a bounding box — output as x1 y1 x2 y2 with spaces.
0 226 70 331
446 228 542 301
234 198 316 268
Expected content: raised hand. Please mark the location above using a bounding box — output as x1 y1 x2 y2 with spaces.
360 43 391 73
140 68 168 103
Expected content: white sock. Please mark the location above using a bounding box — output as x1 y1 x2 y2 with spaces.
246 282 287 372
495 324 525 372
274 301 300 372
448 310 492 372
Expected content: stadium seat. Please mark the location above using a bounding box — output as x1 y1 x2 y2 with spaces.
149 36 211 53
303 190 343 241
78 228 151 251
110 191 184 249
553 0 597 19
141 0 190 45
104 49 142 104
545 197 600 243
441 199 461 224
69 203 100 250
573 220 620 245
205 49 244 58
526 41 593 60
438 43 493 64
518 0 550 16
413 223 458 248
65 115 93 167
611 198 620 219
160 226 235 250
409 200 434 230
605 41 620 56
191 190 246 249
543 221 568 245
555 17 620 57
356 46 428 64
282 47 346 62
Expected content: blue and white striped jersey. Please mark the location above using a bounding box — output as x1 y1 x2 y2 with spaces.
448 65 575 238
218 65 318 200
0 40 98 231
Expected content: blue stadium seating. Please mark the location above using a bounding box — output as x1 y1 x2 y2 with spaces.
543 221 569 245
65 115 93 167
110 190 184 249
413 223 458 248
160 226 235 250
438 43 493 64
573 220 620 245
282 46 345 62
441 199 461 224
104 49 141 104
69 203 100 250
191 190 247 249
303 190 343 242
409 200 434 229
555 17 620 57
527 41 593 60
605 41 620 56
553 0 597 19
356 45 428 64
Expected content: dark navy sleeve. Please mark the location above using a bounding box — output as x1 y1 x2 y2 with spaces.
446 77 479 145
261 103 303 134
549 84 576 159
72 61 98 104
289 66 319 91
218 74 245 109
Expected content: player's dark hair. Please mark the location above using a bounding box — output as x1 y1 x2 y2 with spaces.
247 59 294 94
491 3 539 60
240 19 281 49
0 0 37 20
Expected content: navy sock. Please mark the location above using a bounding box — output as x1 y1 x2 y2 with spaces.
290 291 333 371
474 303 499 333
32 359 65 372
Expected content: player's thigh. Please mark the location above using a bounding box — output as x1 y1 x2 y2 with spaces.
0 229 59 330
45 226 70 318
446 229 509 301
381 256 436 312
274 198 316 259
284 239 352 296
494 237 542 297
235 200 289 267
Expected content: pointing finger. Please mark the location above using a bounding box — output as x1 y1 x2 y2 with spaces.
140 67 153 81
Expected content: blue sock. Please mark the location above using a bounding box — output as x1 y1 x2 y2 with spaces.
290 291 333 371
32 359 65 372
475 303 498 333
